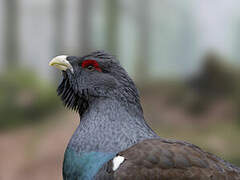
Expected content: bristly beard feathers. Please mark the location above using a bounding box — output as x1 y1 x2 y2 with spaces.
57 70 143 117
57 72 89 116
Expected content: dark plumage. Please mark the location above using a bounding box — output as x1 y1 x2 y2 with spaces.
105 139 240 179
49 51 240 180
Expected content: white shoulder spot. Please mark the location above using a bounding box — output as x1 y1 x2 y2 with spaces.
112 155 125 171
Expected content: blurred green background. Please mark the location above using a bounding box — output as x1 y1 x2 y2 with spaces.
1 0 240 179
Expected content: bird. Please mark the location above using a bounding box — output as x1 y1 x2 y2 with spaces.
49 51 240 180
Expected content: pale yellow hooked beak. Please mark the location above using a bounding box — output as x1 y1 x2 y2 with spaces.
49 55 73 73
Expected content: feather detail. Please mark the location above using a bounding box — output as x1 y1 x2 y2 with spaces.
112 156 125 171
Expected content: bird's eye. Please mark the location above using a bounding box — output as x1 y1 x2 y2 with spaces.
86 65 95 71
82 59 102 72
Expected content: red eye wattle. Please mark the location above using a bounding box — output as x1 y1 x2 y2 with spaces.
81 60 102 72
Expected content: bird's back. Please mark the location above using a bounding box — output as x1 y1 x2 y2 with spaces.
99 138 240 180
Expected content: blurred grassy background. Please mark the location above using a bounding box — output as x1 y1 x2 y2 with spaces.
1 0 240 179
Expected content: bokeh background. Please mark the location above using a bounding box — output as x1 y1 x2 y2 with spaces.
1 0 240 179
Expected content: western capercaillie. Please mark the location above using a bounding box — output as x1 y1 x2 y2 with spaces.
49 51 240 180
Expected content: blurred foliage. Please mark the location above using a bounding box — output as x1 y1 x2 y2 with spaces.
190 53 237 98
0 69 61 130
140 53 240 125
187 53 240 116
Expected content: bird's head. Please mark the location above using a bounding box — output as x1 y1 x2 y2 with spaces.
49 51 141 115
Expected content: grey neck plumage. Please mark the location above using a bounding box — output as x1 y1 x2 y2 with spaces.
68 97 158 153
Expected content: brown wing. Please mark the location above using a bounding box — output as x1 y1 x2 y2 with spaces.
110 139 240 180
